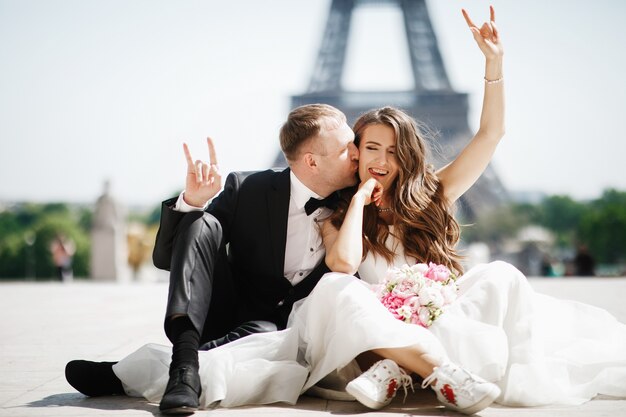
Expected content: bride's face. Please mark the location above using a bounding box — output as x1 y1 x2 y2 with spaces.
358 123 399 198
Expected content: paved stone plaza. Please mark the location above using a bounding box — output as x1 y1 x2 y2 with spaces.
1 278 626 417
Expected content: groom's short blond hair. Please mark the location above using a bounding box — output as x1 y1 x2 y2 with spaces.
279 104 346 162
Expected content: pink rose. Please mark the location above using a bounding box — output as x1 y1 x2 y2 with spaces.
396 305 413 322
425 262 451 282
381 293 405 311
409 313 422 326
393 280 414 296
403 295 420 310
377 262 458 328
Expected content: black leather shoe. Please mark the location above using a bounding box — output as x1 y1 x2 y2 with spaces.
65 360 125 396
159 365 202 415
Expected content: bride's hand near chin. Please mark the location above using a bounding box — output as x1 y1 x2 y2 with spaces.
322 178 383 275
355 178 384 207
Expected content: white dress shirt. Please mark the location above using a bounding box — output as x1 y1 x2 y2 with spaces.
174 171 329 286
283 171 330 285
173 191 208 212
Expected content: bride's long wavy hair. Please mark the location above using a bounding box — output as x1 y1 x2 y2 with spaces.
329 107 464 275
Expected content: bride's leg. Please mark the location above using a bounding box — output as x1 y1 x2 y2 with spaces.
349 345 500 414
454 261 533 327
372 345 440 378
355 351 383 371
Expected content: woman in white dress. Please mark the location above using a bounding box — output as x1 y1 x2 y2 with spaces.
112 6 626 413
308 4 508 410
305 4 626 410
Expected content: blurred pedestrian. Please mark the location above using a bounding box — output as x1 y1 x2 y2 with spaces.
574 244 595 276
50 234 75 282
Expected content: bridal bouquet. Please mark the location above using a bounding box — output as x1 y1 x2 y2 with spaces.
375 263 458 328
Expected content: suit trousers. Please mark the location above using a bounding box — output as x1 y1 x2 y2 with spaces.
163 211 243 344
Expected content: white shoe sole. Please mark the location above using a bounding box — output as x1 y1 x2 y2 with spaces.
306 385 357 402
345 381 389 410
447 385 501 415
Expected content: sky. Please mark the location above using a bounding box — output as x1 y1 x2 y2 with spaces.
1 0 625 207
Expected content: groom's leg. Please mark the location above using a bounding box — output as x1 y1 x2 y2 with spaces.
64 212 237 402
199 320 278 350
160 212 237 414
164 211 234 339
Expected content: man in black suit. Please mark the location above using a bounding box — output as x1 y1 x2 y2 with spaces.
65 104 359 414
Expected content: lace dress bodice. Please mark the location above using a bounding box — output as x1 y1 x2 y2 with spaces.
357 226 417 284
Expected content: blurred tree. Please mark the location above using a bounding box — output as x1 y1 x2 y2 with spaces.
0 204 90 279
78 209 92 231
578 189 626 264
462 191 625 269
462 204 528 244
127 204 160 227
146 204 161 226
535 195 586 248
0 231 28 278
511 202 543 225
0 210 22 237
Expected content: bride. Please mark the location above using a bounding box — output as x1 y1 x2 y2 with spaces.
111 5 626 414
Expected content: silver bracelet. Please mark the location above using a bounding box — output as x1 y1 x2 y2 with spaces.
484 76 504 85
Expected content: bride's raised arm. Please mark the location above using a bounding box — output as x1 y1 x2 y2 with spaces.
436 6 505 204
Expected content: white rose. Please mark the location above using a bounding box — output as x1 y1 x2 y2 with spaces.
429 281 443 291
441 284 458 304
411 277 426 293
418 286 444 308
386 270 400 284
411 263 429 275
396 305 413 322
418 306 432 326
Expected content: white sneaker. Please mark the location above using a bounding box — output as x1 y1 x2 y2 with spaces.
345 359 413 410
421 363 501 415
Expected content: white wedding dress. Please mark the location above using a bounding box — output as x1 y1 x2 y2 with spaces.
113 231 626 408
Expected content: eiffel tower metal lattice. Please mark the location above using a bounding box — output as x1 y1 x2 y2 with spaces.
273 0 508 219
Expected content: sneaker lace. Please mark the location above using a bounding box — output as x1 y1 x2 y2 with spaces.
397 368 414 402
420 368 438 390
420 365 479 399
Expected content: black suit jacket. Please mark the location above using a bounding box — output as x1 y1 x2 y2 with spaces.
152 168 331 328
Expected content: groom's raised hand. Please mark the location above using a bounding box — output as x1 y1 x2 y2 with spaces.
182 137 222 208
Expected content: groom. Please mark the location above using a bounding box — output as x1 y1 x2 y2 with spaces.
65 103 359 414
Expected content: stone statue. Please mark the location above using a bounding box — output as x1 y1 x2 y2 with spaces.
91 180 130 282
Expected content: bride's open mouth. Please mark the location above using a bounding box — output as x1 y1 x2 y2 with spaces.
368 167 388 178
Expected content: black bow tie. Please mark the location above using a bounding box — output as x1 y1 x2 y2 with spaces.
304 192 340 216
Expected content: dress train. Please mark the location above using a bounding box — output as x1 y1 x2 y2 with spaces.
113 262 626 408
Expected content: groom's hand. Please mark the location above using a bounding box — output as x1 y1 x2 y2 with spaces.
182 137 222 208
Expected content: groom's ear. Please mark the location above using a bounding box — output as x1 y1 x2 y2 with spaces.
304 152 318 170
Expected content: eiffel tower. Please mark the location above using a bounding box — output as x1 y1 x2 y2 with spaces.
274 0 508 219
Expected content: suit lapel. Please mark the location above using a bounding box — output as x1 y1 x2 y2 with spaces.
267 168 291 277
